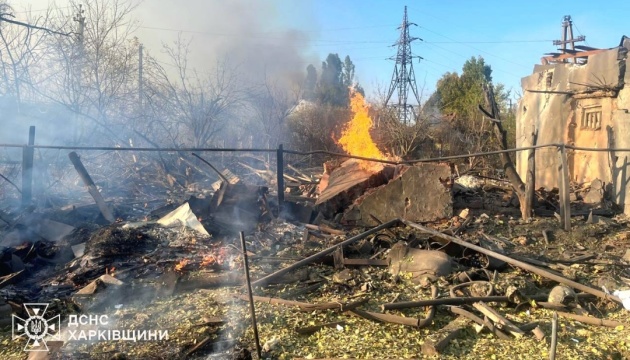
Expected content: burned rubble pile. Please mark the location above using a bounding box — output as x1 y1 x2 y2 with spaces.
1 153 630 359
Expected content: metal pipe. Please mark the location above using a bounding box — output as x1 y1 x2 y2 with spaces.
249 219 400 288
240 231 262 359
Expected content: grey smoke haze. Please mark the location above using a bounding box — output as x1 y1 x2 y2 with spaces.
135 0 316 88
3 0 319 147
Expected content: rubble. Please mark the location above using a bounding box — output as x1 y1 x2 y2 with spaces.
2 152 630 359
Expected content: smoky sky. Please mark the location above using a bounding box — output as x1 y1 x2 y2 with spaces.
135 0 316 88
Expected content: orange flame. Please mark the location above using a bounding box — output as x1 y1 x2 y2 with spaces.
337 90 386 169
175 259 189 271
200 254 216 267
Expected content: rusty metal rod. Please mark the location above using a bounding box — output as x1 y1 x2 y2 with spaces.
250 219 400 288
381 293 596 311
383 296 510 311
556 311 628 328
403 220 622 304
240 231 262 359
346 309 420 327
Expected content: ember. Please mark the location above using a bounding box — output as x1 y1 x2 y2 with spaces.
175 259 190 271
200 254 216 267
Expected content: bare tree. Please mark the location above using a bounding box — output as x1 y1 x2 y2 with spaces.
0 3 57 112
249 73 299 150
144 37 249 148
28 0 141 144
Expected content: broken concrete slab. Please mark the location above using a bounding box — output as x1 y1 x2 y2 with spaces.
583 179 604 204
315 159 395 218
342 163 453 226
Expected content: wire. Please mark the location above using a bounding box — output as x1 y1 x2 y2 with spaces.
12 6 73 14
426 40 552 44
572 23 590 47
420 26 530 69
136 25 550 47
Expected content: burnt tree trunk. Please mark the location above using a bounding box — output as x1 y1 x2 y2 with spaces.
479 82 533 220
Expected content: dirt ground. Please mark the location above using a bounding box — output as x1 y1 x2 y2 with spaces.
2 213 630 360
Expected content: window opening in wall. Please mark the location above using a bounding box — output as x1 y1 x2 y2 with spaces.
581 106 602 130
545 71 553 88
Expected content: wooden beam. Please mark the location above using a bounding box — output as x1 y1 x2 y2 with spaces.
541 48 608 64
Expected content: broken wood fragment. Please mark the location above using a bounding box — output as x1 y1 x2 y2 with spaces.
448 306 511 340
532 326 546 341
68 152 115 223
192 153 229 183
296 321 346 335
550 312 558 360
250 219 400 288
403 220 622 304
305 223 345 235
472 301 525 338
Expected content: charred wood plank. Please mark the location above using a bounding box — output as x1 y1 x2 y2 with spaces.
448 306 511 340
472 301 525 337
305 223 346 236
68 152 115 223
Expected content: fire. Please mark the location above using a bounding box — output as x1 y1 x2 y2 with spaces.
200 254 216 267
175 259 189 271
337 90 386 169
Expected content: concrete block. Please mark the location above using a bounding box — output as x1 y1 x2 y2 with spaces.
342 163 453 226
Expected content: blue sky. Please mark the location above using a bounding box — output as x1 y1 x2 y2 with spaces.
20 0 630 104
298 0 630 103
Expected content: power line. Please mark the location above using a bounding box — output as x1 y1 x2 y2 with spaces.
136 25 551 47
420 26 530 69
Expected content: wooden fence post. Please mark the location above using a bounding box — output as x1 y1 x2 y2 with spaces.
21 126 35 206
523 127 538 220
276 144 284 216
558 144 571 231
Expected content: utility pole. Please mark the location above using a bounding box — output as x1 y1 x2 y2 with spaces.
553 15 585 63
138 43 143 111
72 4 85 144
384 6 423 125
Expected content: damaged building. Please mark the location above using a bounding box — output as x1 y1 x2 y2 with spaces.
516 35 630 213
